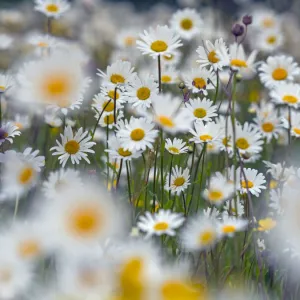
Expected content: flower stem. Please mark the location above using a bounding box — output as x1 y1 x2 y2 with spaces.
126 160 132 204
160 129 165 208
13 194 20 221
114 86 118 124
116 159 123 189
168 154 173 201
213 70 219 105
158 55 162 93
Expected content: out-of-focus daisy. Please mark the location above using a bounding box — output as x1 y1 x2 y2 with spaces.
21 147 45 171
270 83 300 108
181 215 220 251
45 112 63 127
92 93 122 118
116 117 158 152
252 8 281 31
165 138 189 155
255 29 284 53
263 161 294 182
259 55 300 88
170 8 202 40
97 60 136 88
0 73 13 93
0 122 20 145
160 67 179 84
196 38 230 70
115 29 138 49
137 25 183 58
237 167 266 197
106 135 142 161
161 50 182 66
150 93 192 134
254 115 281 142
42 168 82 200
223 198 245 217
257 217 276 232
124 74 158 110
34 0 70 18
183 67 216 95
137 210 185 237
203 174 234 206
0 33 13 49
165 166 190 195
50 126 96 167
184 97 218 123
12 114 30 131
282 111 300 138
218 216 248 238
189 121 222 145
28 33 60 55
235 122 263 155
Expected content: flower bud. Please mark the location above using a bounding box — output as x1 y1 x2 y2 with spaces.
231 23 245 37
242 15 253 26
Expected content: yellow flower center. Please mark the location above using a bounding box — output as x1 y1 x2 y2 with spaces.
102 101 114 112
19 167 34 185
168 146 180 154
193 77 206 89
283 95 298 104
108 90 120 100
163 54 173 61
18 239 41 259
0 85 6 92
136 87 151 100
161 75 172 83
241 180 254 189
267 35 277 44
272 68 287 81
199 230 216 246
151 40 168 52
208 51 219 64
161 280 201 300
154 222 169 231
293 128 300 135
180 18 193 30
230 59 248 68
222 225 236 234
157 116 175 128
110 74 125 84
130 128 145 141
46 4 59 12
262 122 274 133
199 134 212 142
64 140 80 155
263 18 275 28
222 137 231 147
14 122 23 130
208 190 223 202
236 138 249 150
173 177 185 187
258 218 276 231
124 36 135 47
118 148 132 157
193 108 207 119
37 41 48 47
67 204 103 238
104 114 115 125
270 180 278 189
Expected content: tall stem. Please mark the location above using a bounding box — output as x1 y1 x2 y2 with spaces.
158 55 162 93
196 144 206 212
126 160 132 204
168 154 173 201
160 129 165 208
113 86 118 124
116 159 123 189
106 124 109 189
0 93 2 128
288 106 292 145
13 194 20 221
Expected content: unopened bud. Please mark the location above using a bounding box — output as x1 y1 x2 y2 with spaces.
178 82 186 90
242 15 253 26
231 23 245 37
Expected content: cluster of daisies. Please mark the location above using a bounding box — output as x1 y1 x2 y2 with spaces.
0 0 300 298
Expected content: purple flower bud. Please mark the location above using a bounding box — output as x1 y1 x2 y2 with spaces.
231 23 245 37
0 128 7 140
242 15 253 26
183 91 190 103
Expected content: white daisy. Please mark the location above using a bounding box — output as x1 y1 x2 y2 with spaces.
0 73 13 93
255 29 284 53
165 166 190 195
34 0 70 18
42 168 82 200
182 67 216 95
218 216 248 238
160 67 179 85
124 74 158 110
100 85 127 104
189 121 222 145
196 38 230 70
50 126 96 167
281 111 300 138
270 83 300 108
263 161 294 182
115 29 138 49
12 114 30 131
259 55 300 88
137 210 185 237
161 50 182 66
45 112 63 127
116 117 158 152
180 214 221 251
98 110 124 129
184 97 218 123
252 8 281 31
237 167 266 197
0 122 20 145
254 115 281 142
28 33 60 56
165 138 189 155
170 8 202 40
21 147 45 171
137 25 183 58
92 93 122 118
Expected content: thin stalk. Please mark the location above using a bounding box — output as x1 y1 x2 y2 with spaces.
196 143 207 212
168 154 174 201
126 160 132 204
13 194 20 221
113 86 118 124
158 55 162 93
160 129 165 208
182 192 187 216
213 70 219 105
0 93 2 128
115 159 123 189
152 141 159 210
106 124 109 189
288 106 292 145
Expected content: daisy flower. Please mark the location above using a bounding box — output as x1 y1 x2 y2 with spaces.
263 161 294 182
181 214 221 251
257 217 276 232
218 216 248 238
34 0 70 18
116 117 158 152
98 110 124 129
235 122 263 155
223 198 245 217
196 38 230 70
259 55 300 88
182 67 216 95
202 174 234 206
165 166 190 195
42 168 82 200
255 29 284 53
282 111 300 138
170 8 202 40
115 29 138 49
189 121 222 145
270 83 300 108
45 112 63 127
105 135 142 161
12 114 30 131
92 93 122 118
0 122 21 145
21 147 45 171
237 167 266 197
137 210 185 237
150 93 192 134
28 33 60 56
137 25 183 58
165 138 189 155
97 60 136 87
0 73 13 93
252 8 281 31
254 115 281 142
124 74 158 110
160 67 179 85
100 85 126 104
50 126 96 167
161 50 182 66
184 97 218 123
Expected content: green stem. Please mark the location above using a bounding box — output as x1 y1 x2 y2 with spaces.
213 70 219 105
160 129 165 208
158 55 162 93
168 154 173 201
126 160 132 204
115 159 123 189
13 194 20 221
106 124 109 189
196 143 206 212
0 93 2 128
